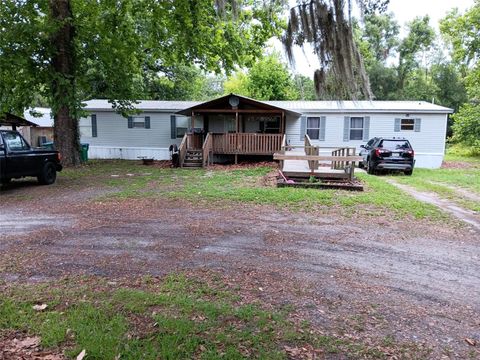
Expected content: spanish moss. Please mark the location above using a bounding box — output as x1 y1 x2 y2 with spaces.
284 0 388 100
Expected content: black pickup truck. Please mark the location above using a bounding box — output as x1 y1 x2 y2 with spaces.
0 130 62 186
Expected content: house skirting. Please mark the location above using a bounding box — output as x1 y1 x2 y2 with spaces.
88 146 171 160
87 146 444 169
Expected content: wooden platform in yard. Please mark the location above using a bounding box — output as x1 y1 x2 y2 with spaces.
281 149 351 179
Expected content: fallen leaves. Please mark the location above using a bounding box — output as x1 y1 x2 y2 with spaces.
465 338 477 346
76 349 86 360
33 304 48 311
0 335 64 360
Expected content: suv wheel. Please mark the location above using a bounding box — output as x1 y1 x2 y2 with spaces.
404 169 413 176
366 159 376 175
37 162 57 185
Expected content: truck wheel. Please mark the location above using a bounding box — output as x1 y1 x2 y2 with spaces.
37 162 57 185
1 178 11 185
404 169 413 176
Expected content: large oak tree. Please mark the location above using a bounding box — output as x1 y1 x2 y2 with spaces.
0 0 286 165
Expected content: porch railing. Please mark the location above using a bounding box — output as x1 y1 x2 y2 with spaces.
211 133 283 155
202 132 213 167
178 133 188 167
187 133 203 149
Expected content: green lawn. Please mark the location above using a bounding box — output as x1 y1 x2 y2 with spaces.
60 160 446 221
0 274 425 359
389 167 480 212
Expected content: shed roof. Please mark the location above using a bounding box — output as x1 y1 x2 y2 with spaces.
83 98 453 114
0 113 38 128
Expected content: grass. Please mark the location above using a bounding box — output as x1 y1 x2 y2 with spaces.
444 144 480 164
389 167 480 212
58 160 447 221
0 274 425 359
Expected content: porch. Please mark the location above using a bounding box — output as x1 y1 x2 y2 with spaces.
179 132 285 167
176 94 299 168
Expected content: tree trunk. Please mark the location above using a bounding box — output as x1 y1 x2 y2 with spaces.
50 0 80 166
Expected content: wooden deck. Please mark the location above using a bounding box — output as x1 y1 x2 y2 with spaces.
281 149 352 179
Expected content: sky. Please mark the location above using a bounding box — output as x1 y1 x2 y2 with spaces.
278 0 475 77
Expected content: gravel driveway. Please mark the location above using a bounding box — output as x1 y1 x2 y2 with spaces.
1 179 479 358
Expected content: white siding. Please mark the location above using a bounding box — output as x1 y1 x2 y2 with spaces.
80 109 448 168
80 111 188 160
286 112 448 169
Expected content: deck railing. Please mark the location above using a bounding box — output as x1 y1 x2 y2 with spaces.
187 133 203 150
304 134 319 170
331 147 357 170
202 133 213 167
211 133 283 155
178 133 188 167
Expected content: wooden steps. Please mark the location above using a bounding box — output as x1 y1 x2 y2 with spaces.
182 149 203 168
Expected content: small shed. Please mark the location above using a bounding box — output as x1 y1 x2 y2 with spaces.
22 108 54 147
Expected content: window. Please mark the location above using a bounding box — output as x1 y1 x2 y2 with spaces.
306 117 320 140
176 116 189 137
400 118 415 131
79 115 97 138
3 131 29 151
380 140 411 151
128 116 150 129
132 116 146 128
350 117 364 140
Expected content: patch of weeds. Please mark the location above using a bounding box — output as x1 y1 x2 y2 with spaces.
0 274 432 359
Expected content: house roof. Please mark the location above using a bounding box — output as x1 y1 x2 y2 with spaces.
83 98 453 114
175 94 303 117
263 100 453 114
23 108 53 127
84 99 199 112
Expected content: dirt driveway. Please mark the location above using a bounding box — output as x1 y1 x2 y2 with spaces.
1 178 480 358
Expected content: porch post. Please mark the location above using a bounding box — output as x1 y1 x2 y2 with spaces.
191 111 195 131
281 111 285 134
235 110 239 164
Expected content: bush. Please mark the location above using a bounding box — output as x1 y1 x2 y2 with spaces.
451 103 480 152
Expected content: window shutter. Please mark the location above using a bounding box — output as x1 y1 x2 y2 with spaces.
414 118 421 132
362 116 370 141
394 118 401 132
127 116 133 129
91 114 97 137
319 116 326 141
343 116 350 142
170 115 176 139
300 115 306 141
145 116 150 129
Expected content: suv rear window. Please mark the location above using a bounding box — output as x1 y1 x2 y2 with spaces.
379 140 411 151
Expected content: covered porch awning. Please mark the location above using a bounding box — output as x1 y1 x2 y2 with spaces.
0 113 38 130
176 93 301 135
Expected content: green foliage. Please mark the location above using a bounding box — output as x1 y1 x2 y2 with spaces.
0 0 286 164
451 103 480 150
293 74 317 100
361 12 400 63
397 16 435 89
143 65 224 101
440 2 480 149
224 53 299 100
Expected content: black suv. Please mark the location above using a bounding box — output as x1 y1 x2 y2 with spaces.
359 137 415 175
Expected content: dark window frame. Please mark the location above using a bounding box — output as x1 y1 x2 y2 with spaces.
306 116 321 140
400 118 415 131
350 117 364 141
